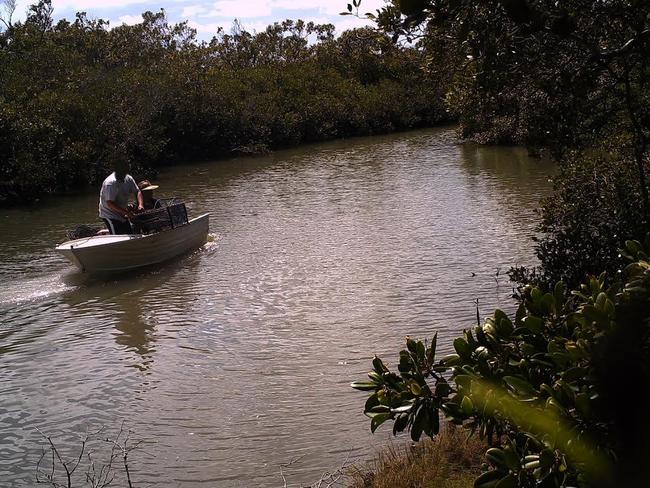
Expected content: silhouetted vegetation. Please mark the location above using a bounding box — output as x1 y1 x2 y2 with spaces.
350 1 650 487
0 0 448 205
353 242 650 488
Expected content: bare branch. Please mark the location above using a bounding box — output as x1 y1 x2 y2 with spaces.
311 450 353 488
278 451 353 488
35 423 141 488
279 455 305 488
0 0 16 29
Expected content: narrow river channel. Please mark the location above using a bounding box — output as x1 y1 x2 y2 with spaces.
0 127 554 487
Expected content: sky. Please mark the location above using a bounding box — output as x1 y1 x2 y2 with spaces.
8 0 387 40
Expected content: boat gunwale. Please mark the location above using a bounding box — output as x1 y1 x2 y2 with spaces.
55 213 210 251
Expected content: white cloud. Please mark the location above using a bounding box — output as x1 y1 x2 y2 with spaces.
237 19 273 33
52 0 155 11
267 0 387 14
331 15 375 33
9 0 382 39
187 18 272 39
181 4 208 18
206 0 273 19
117 13 142 25
187 19 227 37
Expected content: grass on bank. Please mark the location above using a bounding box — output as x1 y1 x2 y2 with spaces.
347 424 485 488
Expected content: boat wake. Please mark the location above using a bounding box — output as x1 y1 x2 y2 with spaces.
0 271 78 306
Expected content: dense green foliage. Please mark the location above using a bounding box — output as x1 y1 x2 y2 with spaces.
366 0 650 154
0 0 448 205
349 2 650 487
511 152 647 289
353 241 650 488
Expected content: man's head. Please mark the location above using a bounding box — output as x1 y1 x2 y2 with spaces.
109 147 130 181
113 160 129 181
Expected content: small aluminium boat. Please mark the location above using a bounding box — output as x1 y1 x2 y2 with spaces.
56 207 209 273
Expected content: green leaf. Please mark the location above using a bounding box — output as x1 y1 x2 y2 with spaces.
495 474 517 488
625 240 641 256
524 460 540 470
539 449 555 469
485 448 506 467
461 396 474 414
393 413 408 434
494 309 508 324
364 392 379 412
522 315 544 333
575 392 591 417
427 333 437 365
455 374 473 390
370 412 390 433
391 404 413 413
411 407 424 441
503 446 520 470
431 407 440 434
416 340 426 360
503 376 537 398
351 381 378 391
441 353 460 366
372 355 386 374
553 281 566 307
368 371 382 383
474 469 502 488
435 381 452 397
454 337 472 357
515 302 526 325
409 381 422 396
561 366 587 382
540 293 555 313
368 405 391 413
406 337 418 353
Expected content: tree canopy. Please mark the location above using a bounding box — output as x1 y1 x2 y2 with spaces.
0 0 449 205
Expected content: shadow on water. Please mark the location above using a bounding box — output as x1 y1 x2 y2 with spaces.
61 240 215 370
458 143 556 203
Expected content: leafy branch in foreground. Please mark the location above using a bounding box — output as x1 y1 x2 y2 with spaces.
353 240 650 488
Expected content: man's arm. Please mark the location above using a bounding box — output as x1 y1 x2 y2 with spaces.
106 200 134 220
136 190 144 211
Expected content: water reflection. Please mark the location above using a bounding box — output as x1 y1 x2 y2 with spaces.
112 299 157 371
458 143 555 202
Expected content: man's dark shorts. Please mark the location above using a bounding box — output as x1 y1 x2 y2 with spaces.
102 218 132 235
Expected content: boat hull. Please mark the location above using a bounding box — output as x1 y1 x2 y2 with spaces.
55 214 209 272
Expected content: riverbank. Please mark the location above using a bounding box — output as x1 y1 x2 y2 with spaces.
346 425 484 488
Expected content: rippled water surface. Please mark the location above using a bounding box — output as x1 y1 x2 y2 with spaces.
0 128 554 487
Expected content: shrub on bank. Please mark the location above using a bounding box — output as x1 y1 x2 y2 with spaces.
352 241 650 488
510 152 648 291
0 2 448 206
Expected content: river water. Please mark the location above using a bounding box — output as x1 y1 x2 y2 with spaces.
0 127 554 487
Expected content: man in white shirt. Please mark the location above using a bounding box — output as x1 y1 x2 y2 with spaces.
98 161 144 234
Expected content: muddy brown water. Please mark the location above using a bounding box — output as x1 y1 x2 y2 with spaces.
0 127 554 487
